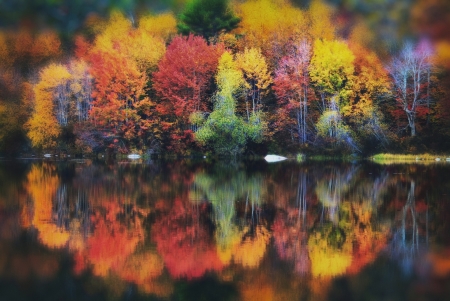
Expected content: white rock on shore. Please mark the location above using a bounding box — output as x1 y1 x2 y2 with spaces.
264 155 287 162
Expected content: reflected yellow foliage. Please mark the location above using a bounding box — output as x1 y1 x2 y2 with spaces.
309 277 332 301
234 226 271 268
68 219 86 251
216 226 242 264
118 251 172 297
27 163 69 248
308 230 352 278
139 280 174 298
37 224 70 249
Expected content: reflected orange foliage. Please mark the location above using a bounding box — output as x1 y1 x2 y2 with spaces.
114 251 171 297
116 252 164 284
152 199 223 279
241 283 274 301
347 204 388 275
71 199 169 296
86 203 142 277
428 249 450 277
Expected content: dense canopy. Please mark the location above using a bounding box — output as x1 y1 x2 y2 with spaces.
0 0 449 156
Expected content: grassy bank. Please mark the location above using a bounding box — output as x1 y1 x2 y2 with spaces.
371 153 450 163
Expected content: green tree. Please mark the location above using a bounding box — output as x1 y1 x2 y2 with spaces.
194 52 263 156
177 0 240 41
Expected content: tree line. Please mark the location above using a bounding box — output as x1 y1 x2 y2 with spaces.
0 0 449 157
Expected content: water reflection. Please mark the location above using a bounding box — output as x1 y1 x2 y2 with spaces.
0 160 449 300
191 164 270 269
388 179 429 276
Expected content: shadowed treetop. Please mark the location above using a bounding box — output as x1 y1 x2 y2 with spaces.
177 0 240 41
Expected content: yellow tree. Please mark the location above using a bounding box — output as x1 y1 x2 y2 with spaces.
235 47 272 121
306 0 336 41
27 64 72 149
233 0 307 65
92 11 166 73
309 39 358 150
345 43 391 147
138 12 177 41
309 39 355 109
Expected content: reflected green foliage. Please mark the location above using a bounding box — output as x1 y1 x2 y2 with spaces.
314 166 354 215
192 164 265 255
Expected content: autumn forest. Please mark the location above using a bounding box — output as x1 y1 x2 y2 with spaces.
0 0 449 157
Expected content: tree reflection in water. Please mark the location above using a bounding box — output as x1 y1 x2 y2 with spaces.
272 168 311 275
191 163 271 269
0 160 448 300
388 179 429 275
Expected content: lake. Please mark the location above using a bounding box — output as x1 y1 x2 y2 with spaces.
0 158 449 301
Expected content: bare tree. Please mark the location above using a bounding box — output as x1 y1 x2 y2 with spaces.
388 42 433 136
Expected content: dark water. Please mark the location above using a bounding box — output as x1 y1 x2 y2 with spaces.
0 159 450 301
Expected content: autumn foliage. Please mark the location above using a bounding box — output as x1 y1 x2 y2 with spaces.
0 0 448 156
152 199 223 279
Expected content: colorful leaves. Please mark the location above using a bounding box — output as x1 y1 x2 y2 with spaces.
27 63 71 149
153 34 224 117
309 39 355 99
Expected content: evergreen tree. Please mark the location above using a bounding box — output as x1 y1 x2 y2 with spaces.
177 0 240 41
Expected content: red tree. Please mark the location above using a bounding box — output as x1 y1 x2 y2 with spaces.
273 40 314 145
152 35 224 152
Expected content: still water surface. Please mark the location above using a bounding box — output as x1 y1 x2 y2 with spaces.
0 159 450 301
